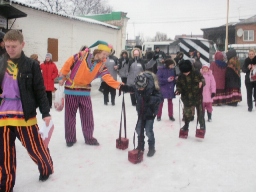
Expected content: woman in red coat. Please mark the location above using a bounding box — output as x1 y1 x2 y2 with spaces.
40 53 58 108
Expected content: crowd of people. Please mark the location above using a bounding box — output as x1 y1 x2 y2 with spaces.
1 29 256 191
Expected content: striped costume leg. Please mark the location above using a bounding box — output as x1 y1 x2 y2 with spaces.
0 126 17 192
78 96 96 143
16 125 54 177
65 95 79 143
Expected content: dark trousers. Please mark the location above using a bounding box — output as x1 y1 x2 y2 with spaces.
121 77 127 84
46 91 52 108
245 82 256 109
103 82 116 104
0 126 53 192
136 119 155 148
130 93 136 106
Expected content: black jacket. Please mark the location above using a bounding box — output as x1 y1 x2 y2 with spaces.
120 72 163 120
0 52 50 121
242 56 256 83
225 67 241 89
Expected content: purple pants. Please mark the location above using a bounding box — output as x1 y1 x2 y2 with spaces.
157 99 173 118
65 95 94 143
202 102 213 113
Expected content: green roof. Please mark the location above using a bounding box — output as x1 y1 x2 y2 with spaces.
81 12 124 22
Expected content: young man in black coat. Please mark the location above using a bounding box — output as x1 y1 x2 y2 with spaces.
0 30 54 192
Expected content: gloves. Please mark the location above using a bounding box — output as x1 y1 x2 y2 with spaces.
39 120 54 140
167 76 174 82
175 90 180 95
211 93 215 98
119 84 129 95
153 54 159 60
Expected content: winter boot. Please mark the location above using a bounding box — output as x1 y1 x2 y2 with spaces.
136 135 145 151
157 117 161 121
207 112 212 122
196 124 206 138
179 122 189 139
147 147 156 157
169 116 175 121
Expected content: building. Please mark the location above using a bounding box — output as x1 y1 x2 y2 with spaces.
235 15 256 44
0 0 126 68
201 23 236 51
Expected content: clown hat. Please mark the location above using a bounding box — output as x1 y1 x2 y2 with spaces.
89 40 112 53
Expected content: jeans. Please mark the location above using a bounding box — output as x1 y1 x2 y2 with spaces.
136 119 155 148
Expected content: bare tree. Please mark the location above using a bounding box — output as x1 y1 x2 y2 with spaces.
153 32 168 41
26 0 112 15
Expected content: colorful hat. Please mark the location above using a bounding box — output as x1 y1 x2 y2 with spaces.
134 73 148 89
89 40 112 53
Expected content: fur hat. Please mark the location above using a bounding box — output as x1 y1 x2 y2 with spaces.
202 63 210 69
179 60 192 73
226 49 237 60
89 40 112 53
134 73 148 89
45 53 52 60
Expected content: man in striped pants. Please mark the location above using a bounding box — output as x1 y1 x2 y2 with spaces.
0 30 53 192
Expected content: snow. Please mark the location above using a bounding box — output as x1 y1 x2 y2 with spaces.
14 74 256 192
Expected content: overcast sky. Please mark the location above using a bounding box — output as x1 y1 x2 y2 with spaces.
107 0 256 40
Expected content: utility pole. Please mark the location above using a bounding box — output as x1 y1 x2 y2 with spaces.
225 0 229 52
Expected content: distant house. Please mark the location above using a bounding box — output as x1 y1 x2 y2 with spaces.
235 15 256 44
174 34 203 40
0 1 125 68
201 23 236 51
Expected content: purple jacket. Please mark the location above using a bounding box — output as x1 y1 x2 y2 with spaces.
156 67 176 99
201 69 216 103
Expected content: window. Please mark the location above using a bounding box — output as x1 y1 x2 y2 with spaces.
243 30 254 41
47 38 58 62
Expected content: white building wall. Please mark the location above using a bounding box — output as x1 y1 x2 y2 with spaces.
8 4 120 69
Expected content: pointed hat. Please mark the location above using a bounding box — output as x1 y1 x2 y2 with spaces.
89 40 112 53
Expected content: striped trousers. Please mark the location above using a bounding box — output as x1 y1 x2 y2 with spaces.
65 95 95 143
0 125 53 192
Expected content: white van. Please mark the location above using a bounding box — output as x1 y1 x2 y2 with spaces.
142 41 174 57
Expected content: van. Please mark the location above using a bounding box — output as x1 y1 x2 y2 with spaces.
142 41 174 57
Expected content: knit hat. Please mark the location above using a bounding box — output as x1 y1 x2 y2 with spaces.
202 63 210 69
0 31 5 42
179 60 192 73
45 53 52 60
134 73 148 89
89 40 112 53
226 49 237 60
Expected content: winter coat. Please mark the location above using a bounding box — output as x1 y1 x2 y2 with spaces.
210 52 227 90
0 52 50 121
118 50 129 78
154 50 166 68
226 57 241 89
201 69 216 103
242 56 256 83
104 55 118 80
127 48 156 86
121 71 163 120
157 67 176 99
40 61 58 91
176 70 205 107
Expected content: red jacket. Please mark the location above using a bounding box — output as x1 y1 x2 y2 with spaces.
40 61 58 91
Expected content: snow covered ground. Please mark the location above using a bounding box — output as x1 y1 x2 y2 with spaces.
14 74 256 192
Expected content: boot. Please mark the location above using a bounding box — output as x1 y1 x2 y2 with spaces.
207 112 212 122
147 147 156 157
179 122 189 139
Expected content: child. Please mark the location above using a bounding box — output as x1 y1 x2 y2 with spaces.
120 71 163 157
175 60 206 137
201 63 216 122
156 58 176 121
